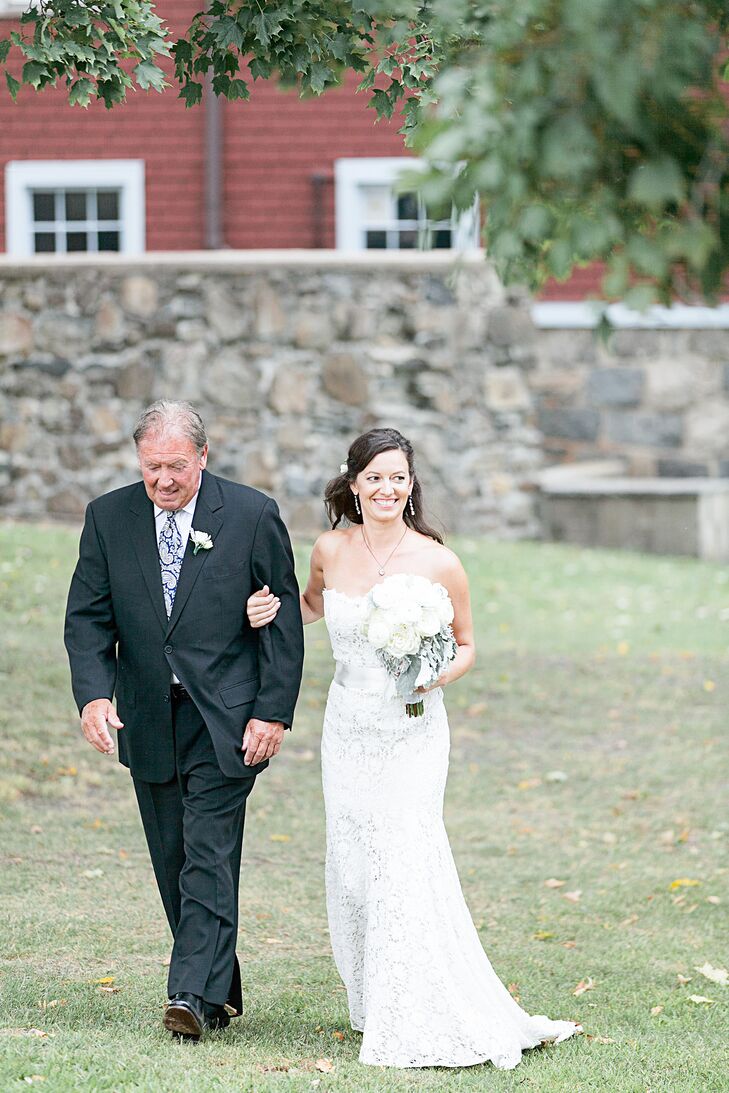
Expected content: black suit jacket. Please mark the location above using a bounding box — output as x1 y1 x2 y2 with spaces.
64 470 304 782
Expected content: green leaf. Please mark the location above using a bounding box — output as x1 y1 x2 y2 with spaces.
212 16 244 51
179 80 203 107
0 39 11 65
5 71 20 101
308 61 333 94
227 77 248 101
68 77 94 107
253 12 282 50
21 60 45 89
628 156 686 209
546 239 574 280
133 60 166 91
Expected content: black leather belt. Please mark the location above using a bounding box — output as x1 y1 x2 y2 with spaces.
170 683 192 701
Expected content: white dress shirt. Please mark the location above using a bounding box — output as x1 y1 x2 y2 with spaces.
154 484 200 683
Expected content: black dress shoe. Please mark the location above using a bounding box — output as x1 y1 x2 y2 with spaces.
203 1001 231 1032
164 992 205 1038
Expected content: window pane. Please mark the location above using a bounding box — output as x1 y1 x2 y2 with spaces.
396 192 419 221
362 185 391 223
397 229 418 249
98 230 120 252
365 230 387 249
32 192 55 222
34 232 56 253
66 231 88 252
433 229 452 249
65 192 87 221
97 190 119 220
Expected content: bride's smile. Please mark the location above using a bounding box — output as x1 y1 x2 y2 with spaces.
353 450 412 524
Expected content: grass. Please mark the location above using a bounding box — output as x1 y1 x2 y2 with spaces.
0 521 727 1092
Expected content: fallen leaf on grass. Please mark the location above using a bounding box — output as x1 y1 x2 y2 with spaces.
517 778 542 791
562 940 577 949
533 930 554 941
695 963 728 987
332 1030 345 1041
544 770 568 783
315 1058 334 1073
544 878 566 889
586 1035 615 1044
269 834 291 842
39 1000 66 1011
95 977 115 985
264 938 283 945
677 974 692 985
688 995 716 1005
564 890 582 903
81 869 104 879
616 641 630 656
466 702 488 718
706 896 721 905
22 1077 46 1085
670 878 701 889
56 767 77 777
650 1006 664 1016
620 914 639 927
573 978 596 997
703 680 716 692
508 983 520 1001
98 986 120 994
30 826 43 835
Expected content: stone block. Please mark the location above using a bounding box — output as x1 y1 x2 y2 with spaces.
121 275 159 318
94 299 126 345
241 448 278 491
605 411 682 448
657 458 708 477
34 312 90 356
293 310 332 350
719 460 729 477
723 362 729 392
322 353 369 406
537 329 598 366
688 329 729 360
529 364 586 399
645 358 715 412
115 360 155 401
0 421 29 452
254 283 287 339
485 367 532 412
587 367 643 407
487 306 537 348
269 367 312 414
205 282 249 342
537 407 600 441
0 313 33 356
201 348 254 410
685 401 729 457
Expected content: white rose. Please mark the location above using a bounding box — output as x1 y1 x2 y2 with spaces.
385 624 421 658
390 598 421 625
365 610 393 649
437 595 454 626
419 609 442 637
371 578 403 610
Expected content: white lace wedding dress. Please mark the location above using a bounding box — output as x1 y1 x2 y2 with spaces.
321 585 580 1069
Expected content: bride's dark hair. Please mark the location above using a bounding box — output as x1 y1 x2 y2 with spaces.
324 428 444 544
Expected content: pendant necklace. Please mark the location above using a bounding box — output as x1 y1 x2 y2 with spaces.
361 524 409 576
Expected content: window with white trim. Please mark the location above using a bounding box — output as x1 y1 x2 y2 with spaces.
335 157 479 252
4 160 145 256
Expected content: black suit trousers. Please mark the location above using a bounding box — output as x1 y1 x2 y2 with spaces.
132 690 255 1010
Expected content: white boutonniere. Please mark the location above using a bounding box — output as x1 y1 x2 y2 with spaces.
190 529 214 555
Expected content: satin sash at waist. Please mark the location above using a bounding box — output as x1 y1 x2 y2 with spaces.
333 661 396 697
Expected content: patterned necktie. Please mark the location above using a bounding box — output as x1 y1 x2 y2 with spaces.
158 511 185 618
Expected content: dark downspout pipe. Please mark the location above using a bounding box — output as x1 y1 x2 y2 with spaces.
204 74 224 249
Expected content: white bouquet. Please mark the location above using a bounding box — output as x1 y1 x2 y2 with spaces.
360 574 457 717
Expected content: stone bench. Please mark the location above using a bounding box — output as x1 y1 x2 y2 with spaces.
537 473 729 561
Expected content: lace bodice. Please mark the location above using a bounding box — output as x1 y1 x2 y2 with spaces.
322 587 383 670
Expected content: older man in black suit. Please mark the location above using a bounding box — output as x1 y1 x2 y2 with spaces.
64 400 304 1039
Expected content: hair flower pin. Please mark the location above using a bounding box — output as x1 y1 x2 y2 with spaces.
340 463 348 474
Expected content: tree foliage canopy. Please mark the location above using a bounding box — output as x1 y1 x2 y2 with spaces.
2 1 728 303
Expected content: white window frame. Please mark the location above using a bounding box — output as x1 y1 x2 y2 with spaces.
0 0 32 15
335 157 479 252
531 301 729 329
4 159 145 256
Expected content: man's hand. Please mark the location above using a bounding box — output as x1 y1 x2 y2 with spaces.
81 699 123 755
242 718 284 766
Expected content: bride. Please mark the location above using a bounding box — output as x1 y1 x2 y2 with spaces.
246 427 581 1070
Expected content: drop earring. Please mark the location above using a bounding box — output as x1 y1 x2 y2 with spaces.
354 494 361 516
408 494 415 516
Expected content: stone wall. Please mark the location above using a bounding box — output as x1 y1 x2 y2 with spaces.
1 252 727 538
0 253 542 537
533 326 729 478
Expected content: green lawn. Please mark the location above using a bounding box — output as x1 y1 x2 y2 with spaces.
0 522 727 1092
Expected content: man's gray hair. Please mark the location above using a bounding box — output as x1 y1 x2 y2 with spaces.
133 400 208 454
